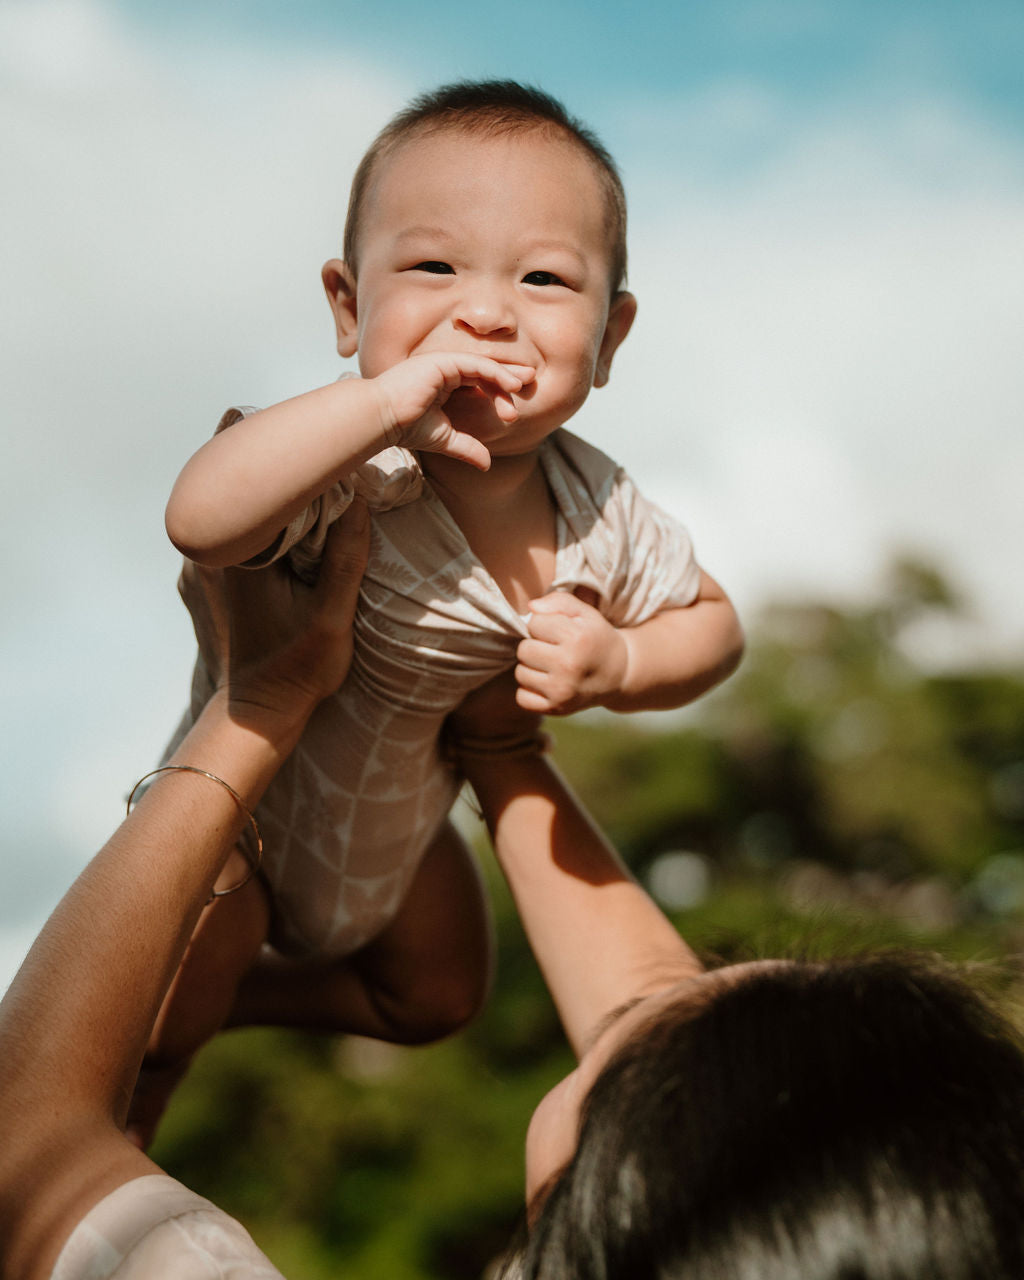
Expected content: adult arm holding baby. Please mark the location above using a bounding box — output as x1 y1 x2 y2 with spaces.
0 507 369 1280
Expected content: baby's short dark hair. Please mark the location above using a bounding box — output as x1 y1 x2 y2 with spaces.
343 80 628 293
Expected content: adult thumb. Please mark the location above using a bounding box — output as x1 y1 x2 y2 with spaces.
317 500 370 627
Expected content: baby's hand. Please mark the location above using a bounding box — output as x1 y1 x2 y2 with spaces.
372 352 535 470
514 589 629 715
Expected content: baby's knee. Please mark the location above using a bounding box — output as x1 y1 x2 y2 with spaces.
364 938 493 1045
397 958 492 1043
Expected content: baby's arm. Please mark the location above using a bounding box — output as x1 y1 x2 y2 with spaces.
165 354 534 567
514 570 743 715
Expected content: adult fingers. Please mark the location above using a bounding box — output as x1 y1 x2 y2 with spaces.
179 559 231 682
315 499 370 633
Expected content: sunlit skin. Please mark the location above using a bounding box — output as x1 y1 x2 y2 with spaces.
149 117 743 1188
322 127 636 468
0 91 742 1265
524 960 791 1205
167 122 740 717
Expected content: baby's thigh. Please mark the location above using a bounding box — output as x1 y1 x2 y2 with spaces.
352 820 494 1033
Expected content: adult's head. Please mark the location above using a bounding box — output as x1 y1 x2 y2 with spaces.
518 951 1024 1279
341 79 629 295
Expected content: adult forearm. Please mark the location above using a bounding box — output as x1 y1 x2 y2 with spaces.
462 751 700 1057
0 691 319 1279
0 510 368 1280
165 377 386 566
0 692 309 1130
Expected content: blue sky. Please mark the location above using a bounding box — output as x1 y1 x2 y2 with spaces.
123 0 1024 118
2 0 1023 991
110 0 1024 190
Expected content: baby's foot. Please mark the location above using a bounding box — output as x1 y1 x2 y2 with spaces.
125 1057 191 1151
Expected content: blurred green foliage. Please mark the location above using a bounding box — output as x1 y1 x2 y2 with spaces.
152 559 1024 1277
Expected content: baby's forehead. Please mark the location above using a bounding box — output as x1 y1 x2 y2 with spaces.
377 123 602 189
349 118 627 288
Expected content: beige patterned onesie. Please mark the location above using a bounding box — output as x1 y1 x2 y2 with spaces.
165 419 701 958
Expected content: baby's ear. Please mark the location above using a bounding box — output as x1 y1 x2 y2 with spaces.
594 291 637 388
322 259 359 358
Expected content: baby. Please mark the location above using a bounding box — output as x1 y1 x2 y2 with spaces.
135 80 743 1145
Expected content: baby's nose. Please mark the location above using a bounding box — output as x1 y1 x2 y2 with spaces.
453 280 517 338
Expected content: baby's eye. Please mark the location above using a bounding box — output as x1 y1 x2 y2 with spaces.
411 261 454 275
522 270 566 287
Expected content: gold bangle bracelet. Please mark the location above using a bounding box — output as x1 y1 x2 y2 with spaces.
126 766 264 899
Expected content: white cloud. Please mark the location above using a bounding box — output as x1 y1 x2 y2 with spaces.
0 0 140 93
581 83 1024 643
1 0 412 990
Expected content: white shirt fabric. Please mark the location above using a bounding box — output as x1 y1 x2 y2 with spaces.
51 1175 286 1279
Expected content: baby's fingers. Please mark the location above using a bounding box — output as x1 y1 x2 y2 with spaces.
476 359 535 390
514 661 576 716
514 659 554 706
523 610 578 647
528 590 598 620
442 354 534 395
493 389 528 425
515 636 555 674
515 684 556 714
438 424 493 471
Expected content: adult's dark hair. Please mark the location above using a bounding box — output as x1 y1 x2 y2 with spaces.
342 79 628 292
517 953 1024 1279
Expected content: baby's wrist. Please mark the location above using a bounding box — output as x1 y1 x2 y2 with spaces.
610 626 632 687
599 629 633 709
362 373 404 450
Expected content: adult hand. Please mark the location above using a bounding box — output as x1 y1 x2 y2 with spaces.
446 669 546 756
181 499 370 722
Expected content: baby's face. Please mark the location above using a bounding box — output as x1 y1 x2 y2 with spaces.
332 128 634 455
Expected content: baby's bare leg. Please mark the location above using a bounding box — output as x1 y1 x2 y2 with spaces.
126 848 269 1149
228 820 494 1044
